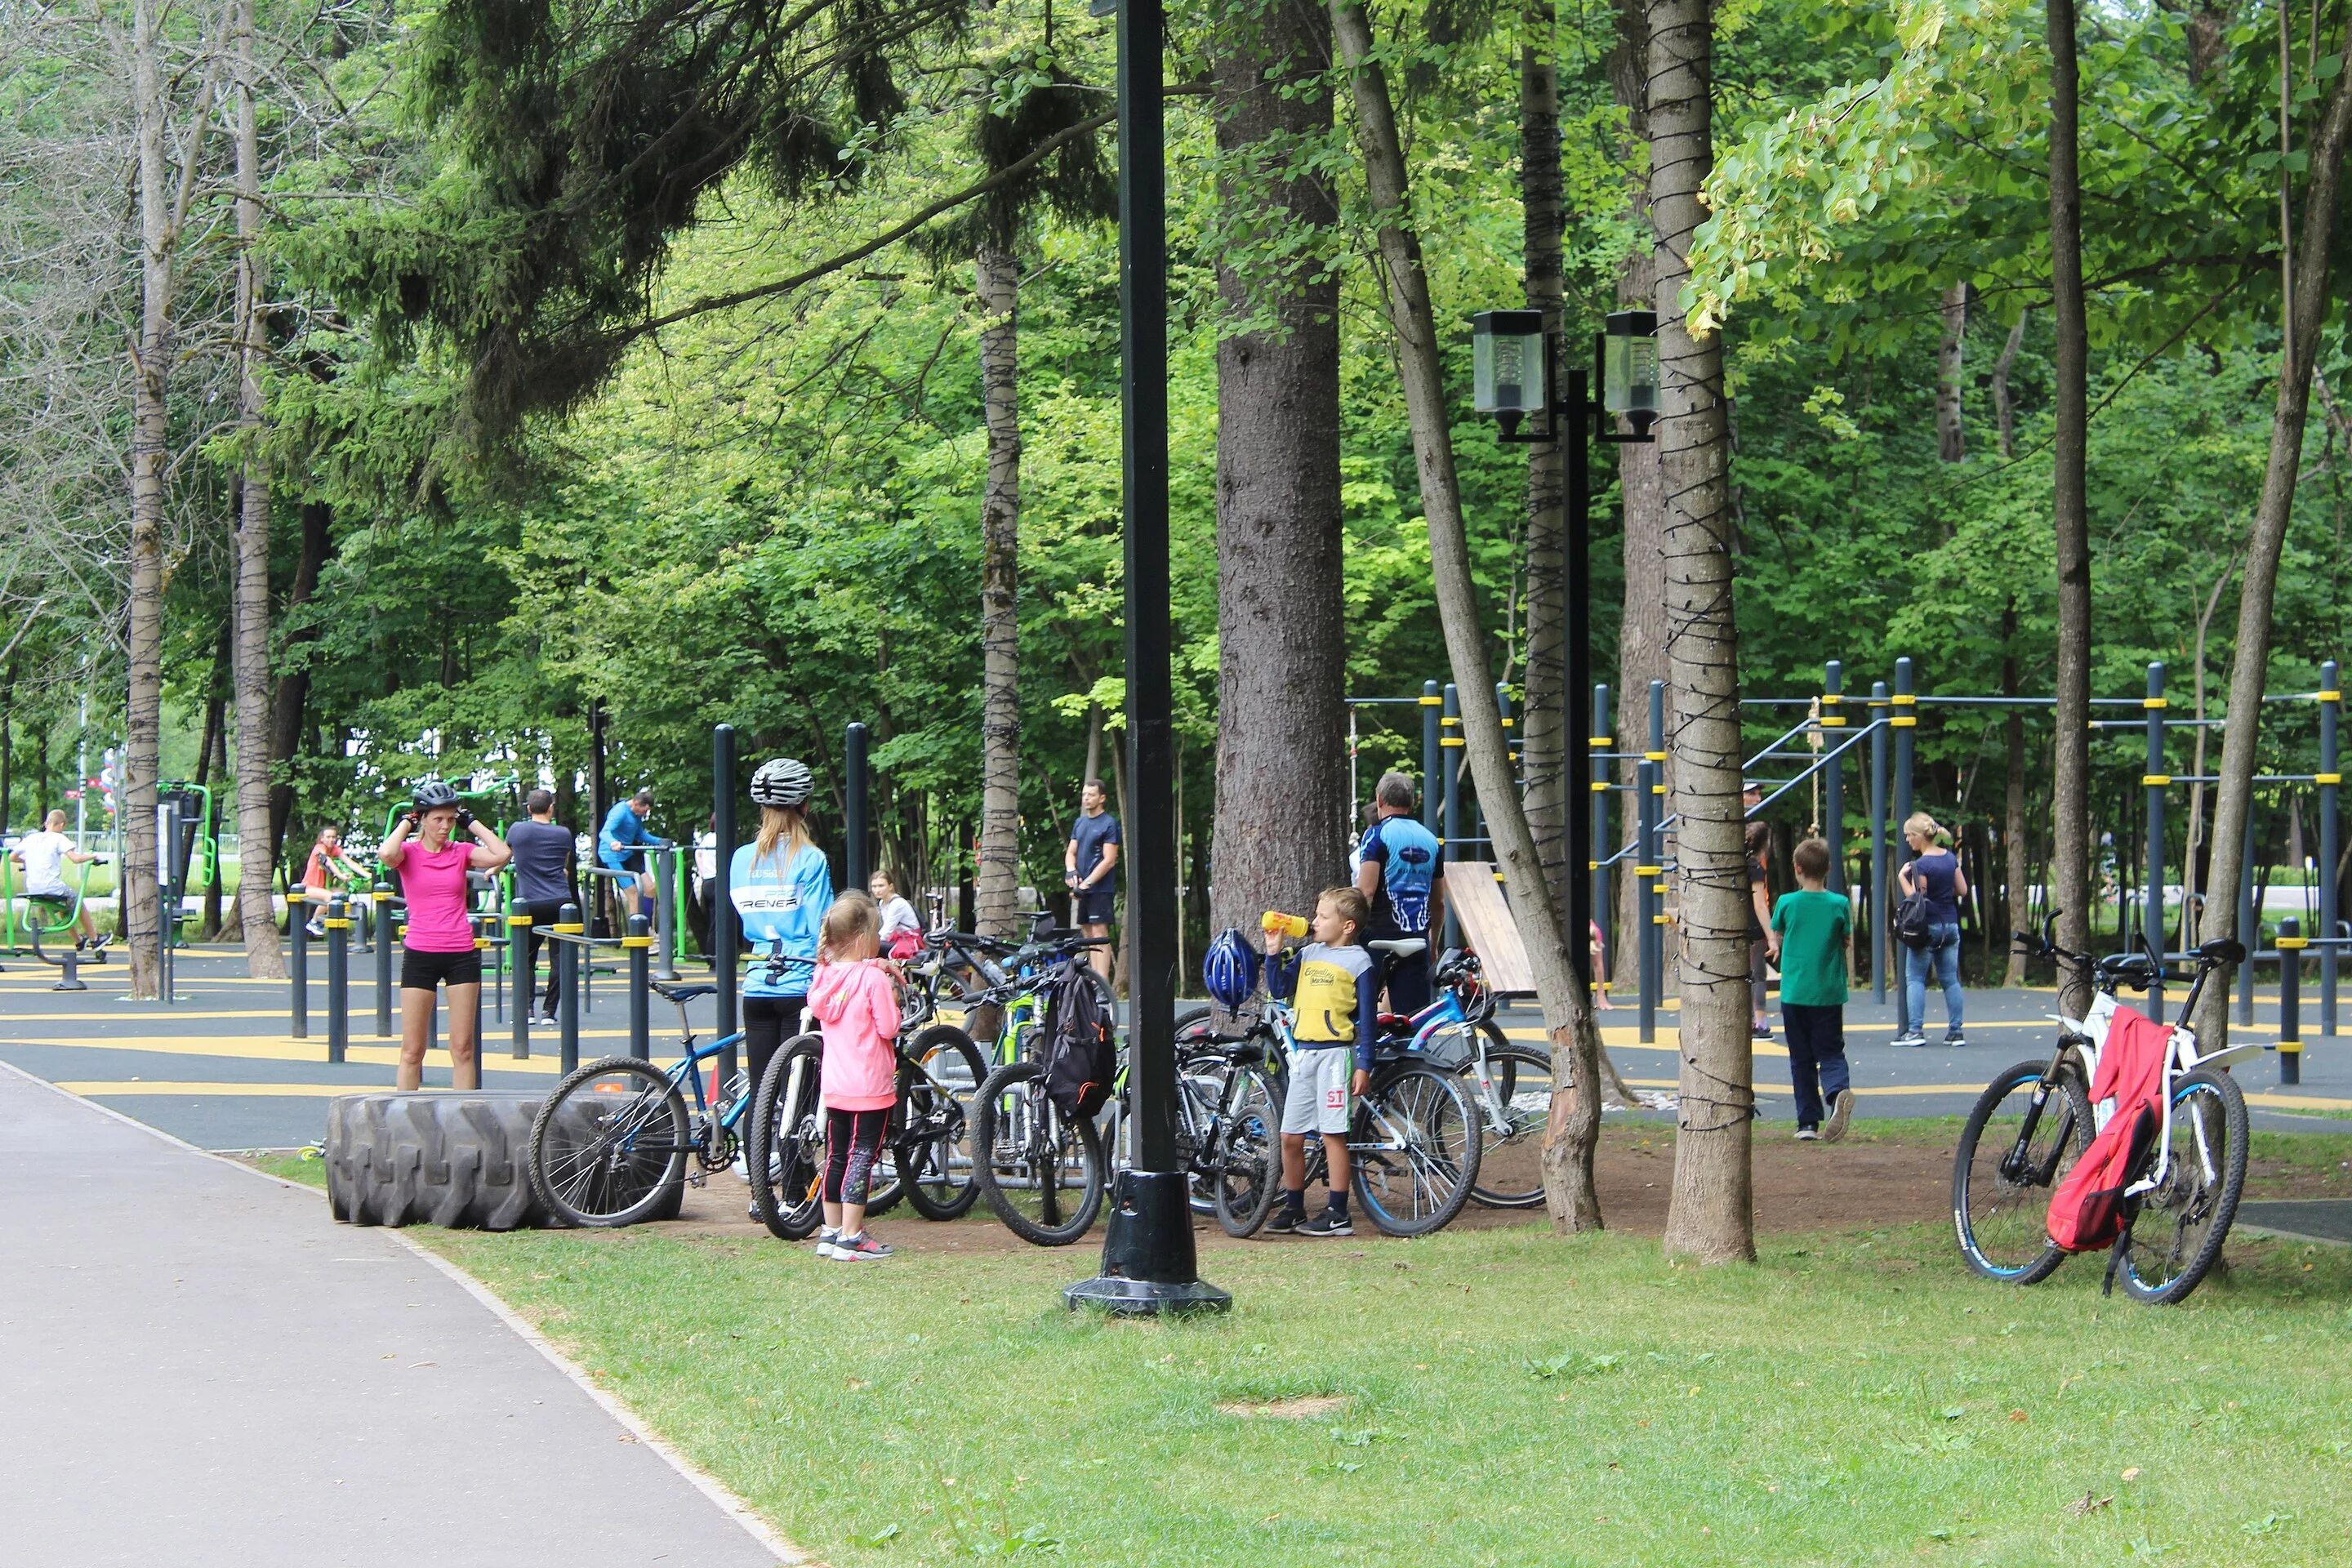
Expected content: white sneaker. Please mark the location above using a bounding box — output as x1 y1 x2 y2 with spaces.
813 1227 842 1259
1794 1128 1821 1142
1823 1089 1854 1143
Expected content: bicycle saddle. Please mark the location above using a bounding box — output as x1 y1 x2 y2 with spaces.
1367 938 1428 958
652 982 716 1004
2197 938 2247 964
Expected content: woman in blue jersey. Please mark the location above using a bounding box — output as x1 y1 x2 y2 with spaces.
733 758 835 1098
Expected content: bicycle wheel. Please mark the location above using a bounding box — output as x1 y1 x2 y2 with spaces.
528 1057 690 1228
1952 1058 2091 1284
1463 1031 1552 1209
1351 1062 1481 1236
1213 1058 1283 1237
747 1036 827 1240
899 1027 987 1221
2118 1068 2249 1306
970 1058 1105 1246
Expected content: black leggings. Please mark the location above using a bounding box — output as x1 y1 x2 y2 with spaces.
744 996 806 1094
824 1107 891 1206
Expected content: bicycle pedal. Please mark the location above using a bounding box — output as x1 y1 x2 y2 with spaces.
687 1172 708 1188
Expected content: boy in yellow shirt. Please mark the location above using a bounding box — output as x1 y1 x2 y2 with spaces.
1263 887 1376 1236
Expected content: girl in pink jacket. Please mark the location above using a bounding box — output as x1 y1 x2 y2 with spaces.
805 893 902 1262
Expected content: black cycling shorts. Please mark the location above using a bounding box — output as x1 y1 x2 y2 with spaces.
401 947 483 991
1073 883 1116 926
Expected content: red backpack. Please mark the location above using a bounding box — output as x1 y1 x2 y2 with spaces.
2046 1004 2169 1253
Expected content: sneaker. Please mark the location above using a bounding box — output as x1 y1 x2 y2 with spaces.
1823 1089 1854 1143
813 1227 842 1258
1891 1031 1927 1048
305 921 327 939
1794 1127 1821 1142
1752 1022 1775 1040
1298 1210 1355 1238
832 1232 893 1261
1944 1031 1967 1048
1265 1207 1305 1236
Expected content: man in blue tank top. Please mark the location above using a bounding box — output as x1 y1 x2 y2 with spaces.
1354 771 1444 1014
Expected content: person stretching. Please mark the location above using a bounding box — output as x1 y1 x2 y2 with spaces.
805 893 902 1262
598 786 667 922
380 781 510 1091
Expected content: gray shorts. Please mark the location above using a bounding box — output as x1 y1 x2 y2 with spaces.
1281 1046 1354 1135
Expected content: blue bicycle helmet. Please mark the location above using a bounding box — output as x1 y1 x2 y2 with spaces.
1203 927 1261 1009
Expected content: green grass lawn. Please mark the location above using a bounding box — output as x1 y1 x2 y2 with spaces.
355 1165 2352 1568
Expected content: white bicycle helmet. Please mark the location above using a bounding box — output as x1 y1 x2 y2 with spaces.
750 756 815 808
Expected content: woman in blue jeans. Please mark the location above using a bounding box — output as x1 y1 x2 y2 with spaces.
1895 813 1968 1046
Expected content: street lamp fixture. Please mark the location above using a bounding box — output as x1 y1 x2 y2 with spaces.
1467 305 1659 995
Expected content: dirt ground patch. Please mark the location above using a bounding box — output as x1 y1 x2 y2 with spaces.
1214 1395 1350 1419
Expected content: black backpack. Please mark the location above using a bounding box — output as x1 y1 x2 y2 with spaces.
1895 858 1937 950
1040 967 1117 1119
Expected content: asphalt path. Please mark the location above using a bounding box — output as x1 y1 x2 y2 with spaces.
3 944 2348 1148
0 1062 795 1566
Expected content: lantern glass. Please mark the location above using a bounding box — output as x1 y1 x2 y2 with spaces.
1602 310 1659 417
1471 310 1547 416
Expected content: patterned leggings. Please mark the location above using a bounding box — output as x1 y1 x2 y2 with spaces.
824 1107 891 1206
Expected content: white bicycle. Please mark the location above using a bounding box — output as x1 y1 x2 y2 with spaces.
1952 915 2255 1305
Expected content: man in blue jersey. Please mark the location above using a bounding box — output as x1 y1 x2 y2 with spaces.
1353 771 1444 1014
599 787 669 923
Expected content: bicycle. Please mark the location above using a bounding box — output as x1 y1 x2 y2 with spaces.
1191 991 1484 1238
1100 1007 1286 1236
1370 942 1554 1210
964 938 1117 1245
526 973 758 1227
1953 914 2255 1304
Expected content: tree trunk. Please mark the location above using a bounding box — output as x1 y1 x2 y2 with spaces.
197 620 229 939
1936 283 1967 464
2047 0 2095 1017
2195 40 2352 1040
1330 0 1606 1232
1518 9 1570 925
1990 314 2026 461
266 501 333 861
2001 605 2027 984
1210 0 1349 944
1649 0 1752 1264
233 0 286 976
2181 559 2234 946
1610 0 1667 955
975 242 1023 941
124 0 179 999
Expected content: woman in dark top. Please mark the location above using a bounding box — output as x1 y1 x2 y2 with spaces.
1895 813 1968 1046
1746 821 1774 1040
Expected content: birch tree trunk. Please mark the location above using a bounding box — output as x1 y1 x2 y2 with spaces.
1936 283 1967 464
1330 0 1605 1230
975 242 1022 941
1649 0 1752 1264
1209 0 1348 943
2194 42 2352 1040
232 0 285 977
1518 8 1569 924
2047 0 2095 1016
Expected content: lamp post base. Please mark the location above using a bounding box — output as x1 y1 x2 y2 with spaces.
1063 1169 1232 1317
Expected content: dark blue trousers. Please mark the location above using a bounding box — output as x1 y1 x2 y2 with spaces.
1780 1003 1851 1129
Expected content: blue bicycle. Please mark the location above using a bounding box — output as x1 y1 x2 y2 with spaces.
526 959 782 1227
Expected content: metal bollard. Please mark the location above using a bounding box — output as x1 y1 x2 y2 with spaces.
653 846 680 982
2279 917 2305 1085
556 901 583 1076
625 912 653 1061
325 896 350 1065
474 916 489 1049
374 882 395 1036
1637 758 1661 1046
288 886 309 1039
509 898 531 1059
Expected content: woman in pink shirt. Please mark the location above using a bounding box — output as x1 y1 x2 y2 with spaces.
379 781 511 1091
804 893 902 1262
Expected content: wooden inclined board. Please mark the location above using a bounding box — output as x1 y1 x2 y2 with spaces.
1441 861 1537 996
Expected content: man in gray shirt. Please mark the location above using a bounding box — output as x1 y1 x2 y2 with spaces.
505 789 577 1023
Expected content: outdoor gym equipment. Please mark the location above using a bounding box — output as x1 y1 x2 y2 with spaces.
0 849 101 957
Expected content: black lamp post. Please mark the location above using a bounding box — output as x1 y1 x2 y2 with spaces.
1470 307 1658 982
1065 0 1229 1316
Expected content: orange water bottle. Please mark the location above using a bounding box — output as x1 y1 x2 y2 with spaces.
1260 910 1308 940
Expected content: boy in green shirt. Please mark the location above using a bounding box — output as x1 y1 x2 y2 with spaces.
1767 836 1855 1143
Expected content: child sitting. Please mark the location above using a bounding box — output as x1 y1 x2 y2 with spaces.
1263 886 1377 1237
805 892 903 1259
1767 835 1855 1142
